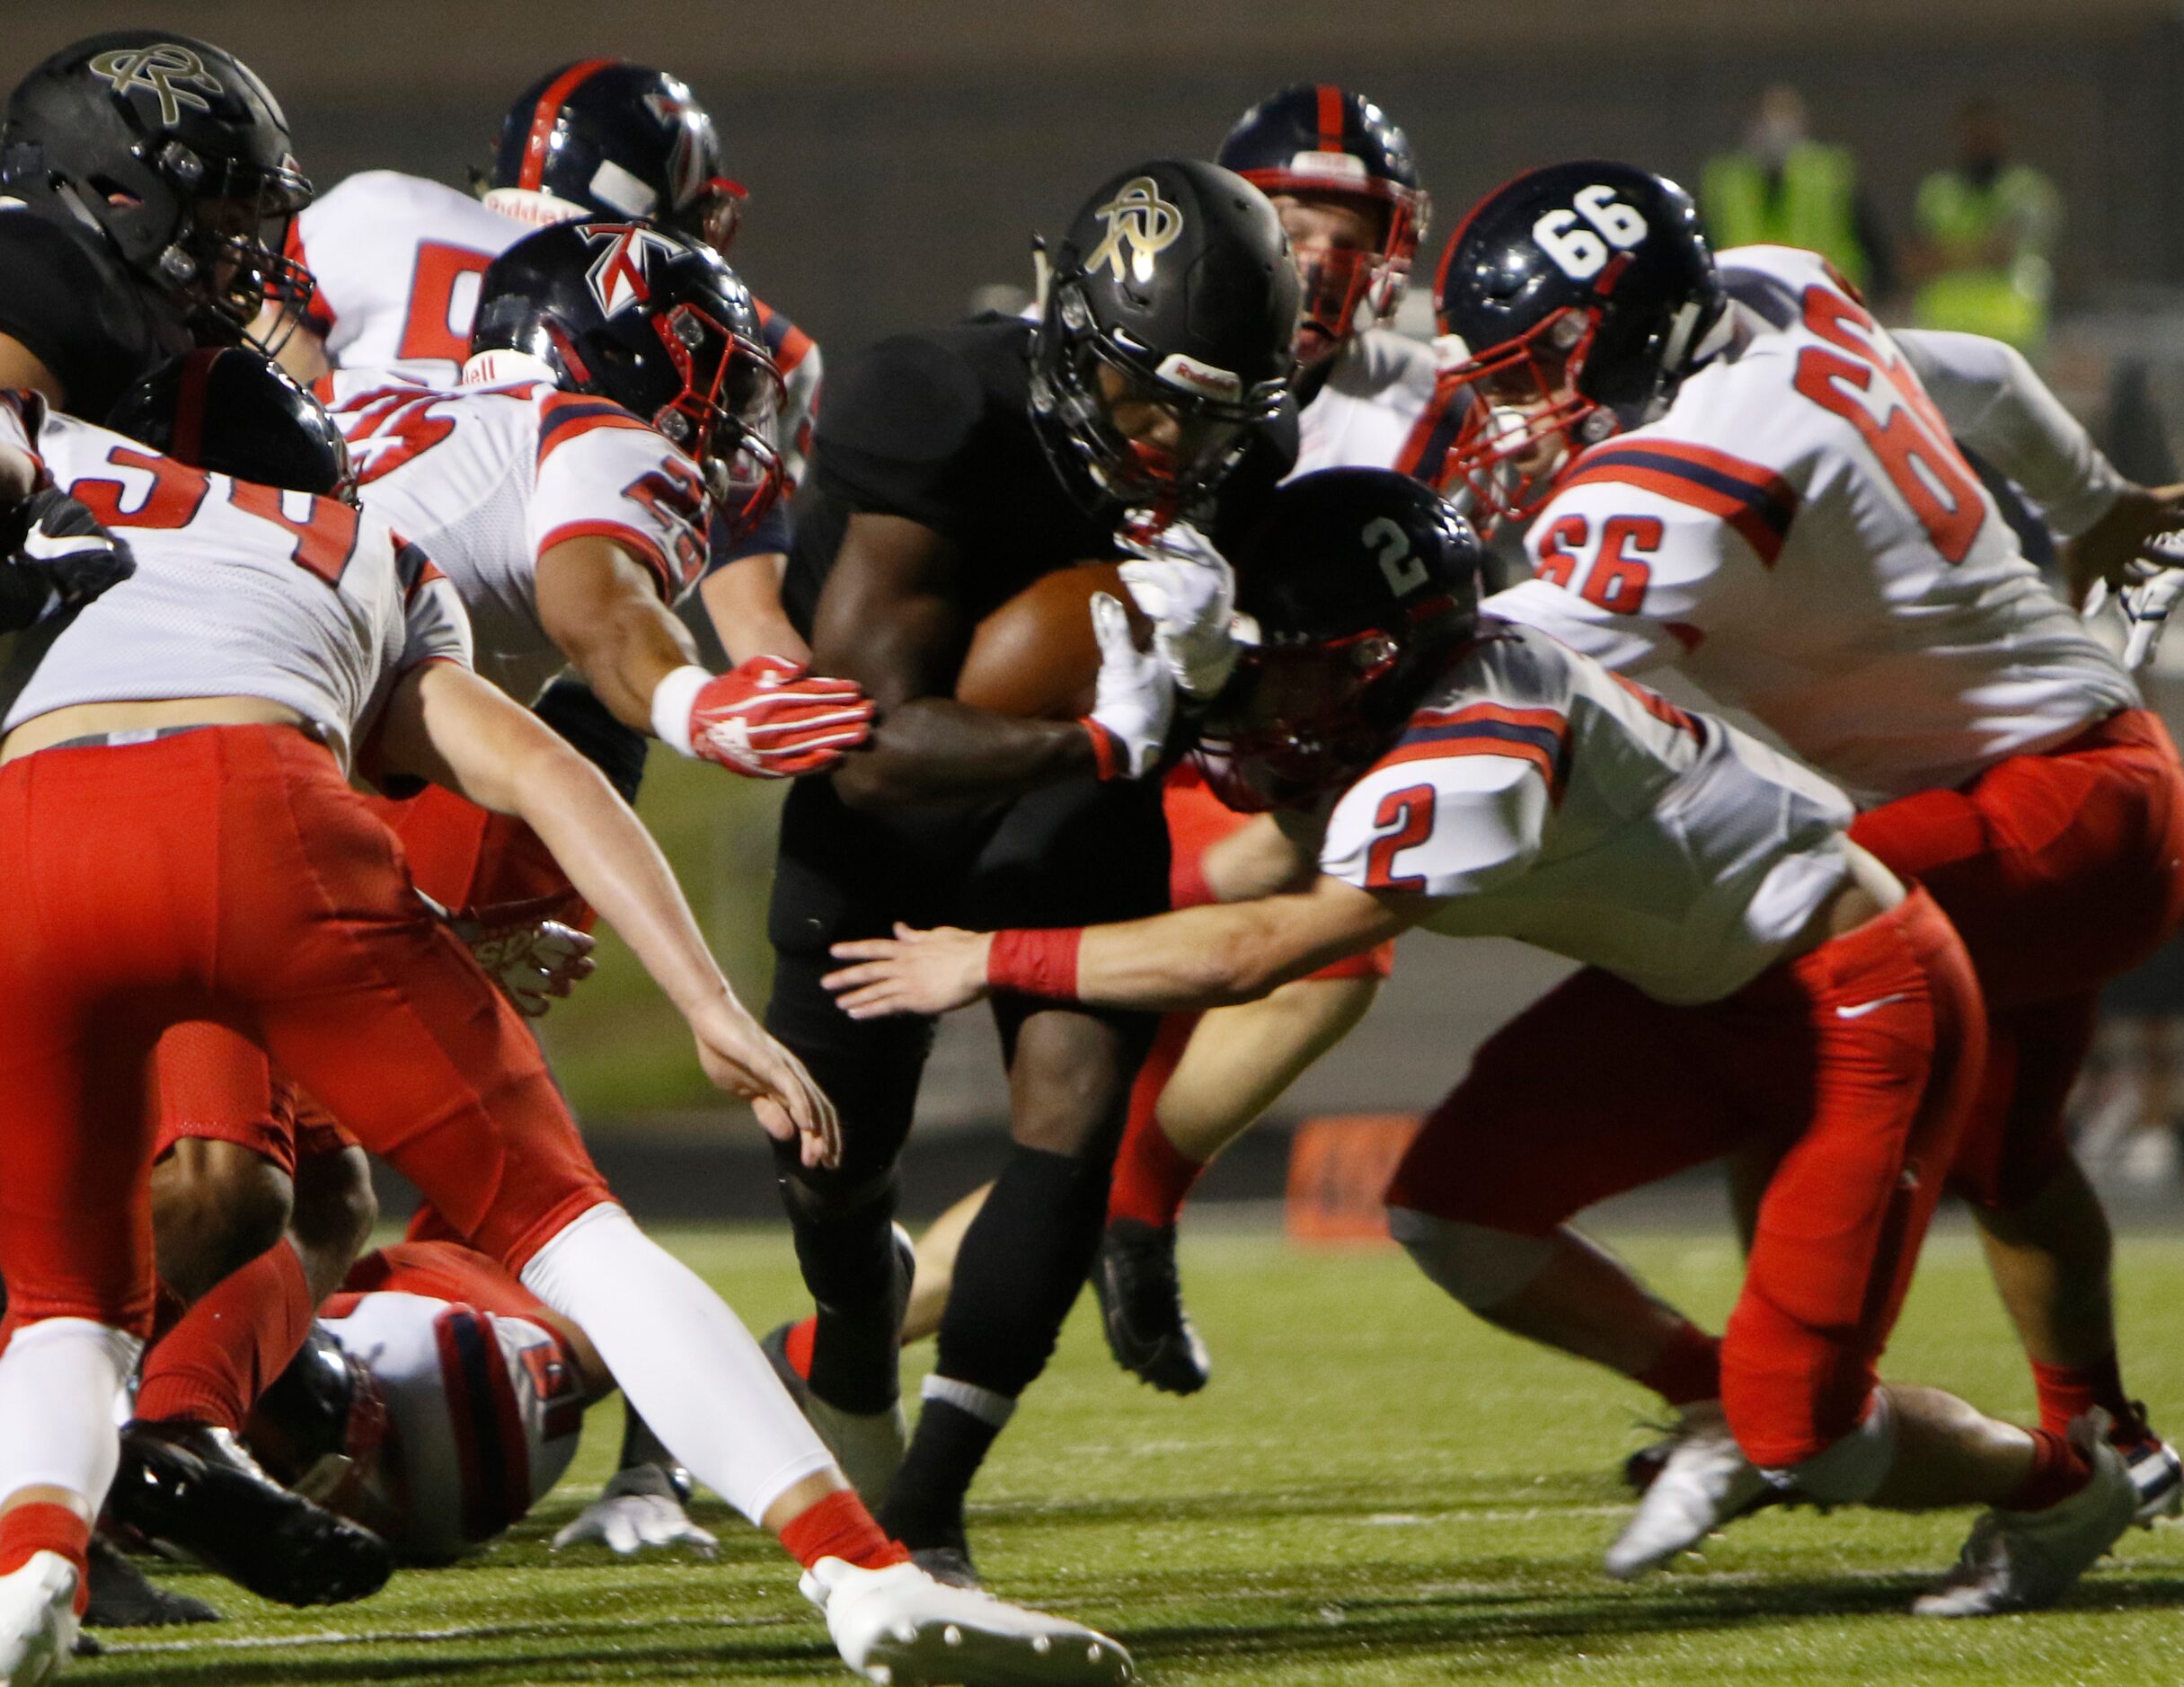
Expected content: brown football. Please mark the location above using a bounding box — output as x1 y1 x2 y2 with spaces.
954 561 1151 720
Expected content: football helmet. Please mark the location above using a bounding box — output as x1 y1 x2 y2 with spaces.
1434 162 1724 526
107 347 356 502
1 31 313 346
484 61 745 253
1216 84 1428 363
243 1324 391 1528
1030 158 1298 518
469 217 783 540
1197 466 1482 812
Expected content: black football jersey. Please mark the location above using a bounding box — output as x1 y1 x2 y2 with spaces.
782 316 1295 644
0 208 191 420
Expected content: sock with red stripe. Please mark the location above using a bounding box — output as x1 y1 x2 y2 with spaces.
2029 1351 2135 1439
1633 1320 1723 1408
0 1503 91 1614
778 1487 908 1571
2004 1426 2095 1512
1106 1012 1203 1230
136 1241 317 1430
783 1317 816 1381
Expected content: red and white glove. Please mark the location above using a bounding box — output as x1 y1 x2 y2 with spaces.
451 912 597 1018
650 657 876 779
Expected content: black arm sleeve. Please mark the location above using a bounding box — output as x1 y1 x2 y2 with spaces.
806 333 987 536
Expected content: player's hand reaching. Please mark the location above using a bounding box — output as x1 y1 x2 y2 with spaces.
825 923 994 1020
450 910 597 1018
1119 520 1239 698
2065 481 2184 607
0 485 137 632
1081 592 1175 779
687 655 875 778
685 992 842 1168
552 1466 719 1559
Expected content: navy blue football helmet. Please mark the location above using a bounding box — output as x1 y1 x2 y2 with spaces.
1434 162 1724 526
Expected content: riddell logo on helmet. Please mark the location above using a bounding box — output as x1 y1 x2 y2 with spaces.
577 221 683 316
1286 150 1371 183
1085 177 1183 285
1154 353 1242 402
87 43 223 127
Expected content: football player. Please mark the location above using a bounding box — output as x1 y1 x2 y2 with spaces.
756 158 1296 1585
1430 163 2184 1580
823 467 2142 1621
0 365 1132 1687
271 58 818 667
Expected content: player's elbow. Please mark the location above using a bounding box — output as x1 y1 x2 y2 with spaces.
1195 918 1295 1006
829 750 900 811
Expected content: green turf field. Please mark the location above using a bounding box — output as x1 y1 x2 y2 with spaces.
88 1220 2184 1684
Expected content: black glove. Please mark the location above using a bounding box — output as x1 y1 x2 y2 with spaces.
0 487 137 632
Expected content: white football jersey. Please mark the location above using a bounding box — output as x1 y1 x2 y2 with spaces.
290 171 822 486
323 370 709 704
0 398 470 770
320 1289 585 1559
1292 327 1464 488
1313 620 1854 1004
1486 244 2136 804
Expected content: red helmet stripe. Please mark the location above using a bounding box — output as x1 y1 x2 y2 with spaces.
519 58 619 191
1315 84 1347 152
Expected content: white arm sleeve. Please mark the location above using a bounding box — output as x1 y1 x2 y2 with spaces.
1896 328 2127 538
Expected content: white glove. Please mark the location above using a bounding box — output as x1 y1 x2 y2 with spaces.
2120 565 2184 671
448 912 596 1019
1118 521 1239 698
552 1467 718 1558
1082 591 1173 779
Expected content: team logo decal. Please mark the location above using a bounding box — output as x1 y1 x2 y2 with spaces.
1084 177 1183 285
87 43 223 128
577 221 683 317
642 85 708 210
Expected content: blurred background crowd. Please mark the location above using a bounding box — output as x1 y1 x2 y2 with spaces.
20 0 2184 1199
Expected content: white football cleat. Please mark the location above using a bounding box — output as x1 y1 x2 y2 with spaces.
1604 1400 1771 1580
0 1550 79 1687
2115 1420 2183 1527
800 1557 1132 1685
1914 1416 2137 1618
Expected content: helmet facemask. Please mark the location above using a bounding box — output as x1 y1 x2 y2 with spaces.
1263 183 1427 367
143 140 314 348
643 300 784 543
1194 627 1410 812
1440 303 1620 529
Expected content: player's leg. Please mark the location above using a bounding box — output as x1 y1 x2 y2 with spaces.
901 1185 993 1346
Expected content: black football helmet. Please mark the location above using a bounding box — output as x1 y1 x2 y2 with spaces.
1197 467 1483 812
484 61 744 253
1030 158 1299 519
1 31 313 347
243 1324 390 1527
1434 162 1724 526
1216 84 1428 364
108 347 356 502
470 217 784 539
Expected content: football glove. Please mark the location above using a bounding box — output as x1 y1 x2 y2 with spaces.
688 656 875 778
0 486 136 631
1118 520 1239 699
449 911 596 1019
1082 590 1173 779
2109 534 2184 671
551 1464 718 1558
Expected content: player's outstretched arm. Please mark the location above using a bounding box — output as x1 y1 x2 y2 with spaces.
374 659 840 1167
825 875 1416 1020
815 511 1142 807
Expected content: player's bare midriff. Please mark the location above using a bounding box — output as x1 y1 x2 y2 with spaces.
1800 839 1905 951
0 695 318 764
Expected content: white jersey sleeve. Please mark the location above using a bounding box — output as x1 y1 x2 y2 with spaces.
529 398 711 602
1319 721 1551 897
1894 328 2126 538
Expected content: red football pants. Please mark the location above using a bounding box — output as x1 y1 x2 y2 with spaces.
1850 708 2184 1207
0 726 611 1336
1386 888 1983 1469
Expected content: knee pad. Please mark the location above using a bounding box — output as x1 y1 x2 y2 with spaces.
1388 1208 1554 1312
1771 1388 1897 1504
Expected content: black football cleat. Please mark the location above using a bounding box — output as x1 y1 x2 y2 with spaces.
1092 1219 1211 1395
83 1534 220 1628
108 1421 392 1608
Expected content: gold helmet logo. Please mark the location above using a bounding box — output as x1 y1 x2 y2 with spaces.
87 43 224 128
1084 176 1183 286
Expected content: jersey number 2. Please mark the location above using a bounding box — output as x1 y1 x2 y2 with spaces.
1365 783 1437 893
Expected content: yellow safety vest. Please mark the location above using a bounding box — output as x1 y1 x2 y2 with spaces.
1912 165 2056 355
1701 144 1866 292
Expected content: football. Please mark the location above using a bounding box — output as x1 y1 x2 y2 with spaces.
954 561 1152 719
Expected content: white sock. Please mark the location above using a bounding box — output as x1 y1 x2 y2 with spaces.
0 1319 143 1510
520 1204 836 1524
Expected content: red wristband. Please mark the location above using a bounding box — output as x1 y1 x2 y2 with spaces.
1080 718 1122 782
986 926 1085 1002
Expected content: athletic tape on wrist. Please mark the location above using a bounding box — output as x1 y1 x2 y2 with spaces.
986 926 1084 1002
649 665 712 758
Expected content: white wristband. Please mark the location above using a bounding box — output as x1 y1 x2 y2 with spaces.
649 664 712 757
